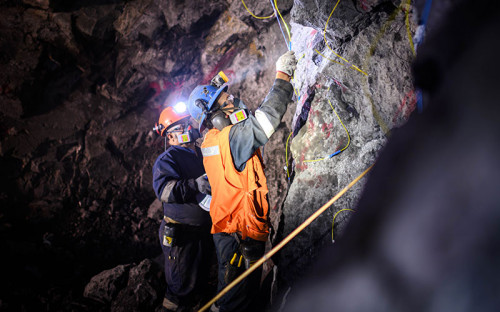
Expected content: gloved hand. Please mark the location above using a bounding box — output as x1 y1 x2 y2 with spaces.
195 174 211 195
276 50 297 77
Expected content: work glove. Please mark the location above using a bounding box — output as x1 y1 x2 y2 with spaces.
276 50 297 77
195 174 211 195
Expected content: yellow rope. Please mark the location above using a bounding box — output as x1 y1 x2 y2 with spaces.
197 164 374 312
331 208 354 242
241 0 275 19
322 0 368 76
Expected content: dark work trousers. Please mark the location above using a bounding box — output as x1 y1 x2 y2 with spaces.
213 232 265 312
159 219 213 308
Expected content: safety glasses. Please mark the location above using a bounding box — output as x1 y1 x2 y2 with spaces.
166 124 183 133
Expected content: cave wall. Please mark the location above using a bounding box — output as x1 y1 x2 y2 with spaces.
278 0 417 285
0 0 295 310
1 0 429 310
284 0 500 310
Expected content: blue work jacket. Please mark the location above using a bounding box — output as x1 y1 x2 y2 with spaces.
152 145 211 226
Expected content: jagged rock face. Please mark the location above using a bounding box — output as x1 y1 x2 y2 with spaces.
0 0 431 309
83 259 164 311
278 0 416 285
0 0 292 309
284 1 500 311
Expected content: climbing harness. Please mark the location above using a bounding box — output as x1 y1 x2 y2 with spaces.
197 164 374 312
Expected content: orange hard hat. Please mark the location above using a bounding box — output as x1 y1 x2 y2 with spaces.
154 102 190 136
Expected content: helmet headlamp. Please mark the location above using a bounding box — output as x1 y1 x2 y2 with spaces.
173 102 187 114
153 123 165 135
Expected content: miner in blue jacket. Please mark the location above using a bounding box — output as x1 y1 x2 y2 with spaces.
152 103 214 311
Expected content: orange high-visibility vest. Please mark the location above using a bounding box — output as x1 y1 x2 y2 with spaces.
201 126 269 241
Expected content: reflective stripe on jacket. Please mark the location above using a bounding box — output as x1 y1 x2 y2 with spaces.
229 78 294 171
202 126 269 241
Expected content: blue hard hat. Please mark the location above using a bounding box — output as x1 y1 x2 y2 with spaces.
187 83 228 129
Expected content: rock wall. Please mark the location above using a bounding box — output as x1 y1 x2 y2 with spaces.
0 0 446 310
284 1 500 311
278 0 416 286
0 0 293 309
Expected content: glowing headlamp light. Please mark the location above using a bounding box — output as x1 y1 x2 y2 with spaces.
173 102 187 114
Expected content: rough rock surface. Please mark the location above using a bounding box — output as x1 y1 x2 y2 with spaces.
277 0 416 286
284 1 500 311
83 259 164 311
0 0 465 310
84 264 132 304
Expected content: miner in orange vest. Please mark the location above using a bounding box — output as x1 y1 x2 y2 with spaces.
186 50 297 312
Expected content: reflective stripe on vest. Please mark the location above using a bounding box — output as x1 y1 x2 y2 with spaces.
201 145 220 157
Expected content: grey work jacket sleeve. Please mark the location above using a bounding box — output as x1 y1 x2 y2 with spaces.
229 78 294 171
